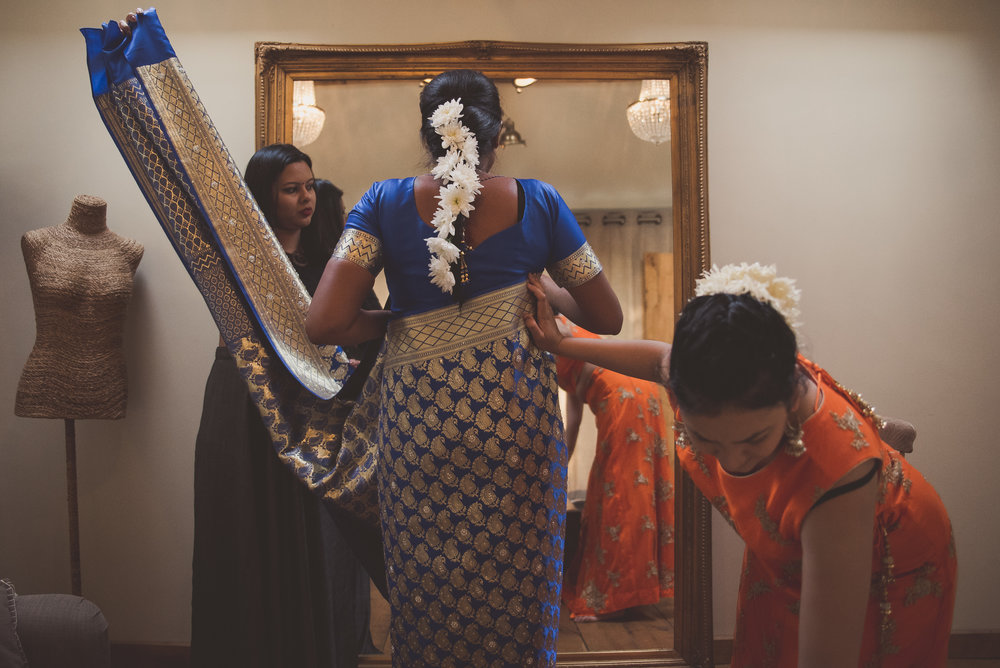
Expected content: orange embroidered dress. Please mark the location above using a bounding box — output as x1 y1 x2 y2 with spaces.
557 324 675 617
675 357 956 667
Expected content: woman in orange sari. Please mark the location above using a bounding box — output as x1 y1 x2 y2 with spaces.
526 264 956 667
555 319 674 621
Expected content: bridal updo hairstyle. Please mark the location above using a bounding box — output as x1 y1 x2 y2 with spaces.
668 293 800 415
419 70 503 164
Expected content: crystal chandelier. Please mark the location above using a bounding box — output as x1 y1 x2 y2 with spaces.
626 79 671 145
292 80 325 147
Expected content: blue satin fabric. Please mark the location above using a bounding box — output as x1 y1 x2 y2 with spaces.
81 9 176 97
347 177 589 317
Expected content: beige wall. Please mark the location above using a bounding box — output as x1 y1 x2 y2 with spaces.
1 0 997 644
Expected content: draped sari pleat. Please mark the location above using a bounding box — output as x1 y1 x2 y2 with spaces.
81 10 381 527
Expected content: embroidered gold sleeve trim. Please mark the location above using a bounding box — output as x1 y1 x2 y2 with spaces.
548 242 602 288
333 229 383 275
834 380 886 429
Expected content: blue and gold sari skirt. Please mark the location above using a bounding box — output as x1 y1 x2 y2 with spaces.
379 283 568 667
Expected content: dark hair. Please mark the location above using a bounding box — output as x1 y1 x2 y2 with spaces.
419 70 503 164
244 143 313 226
305 178 345 266
668 293 799 415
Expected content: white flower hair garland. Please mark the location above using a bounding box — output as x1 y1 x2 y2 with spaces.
425 98 482 294
695 262 803 335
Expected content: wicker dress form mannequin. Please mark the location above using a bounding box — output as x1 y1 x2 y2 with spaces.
15 195 143 420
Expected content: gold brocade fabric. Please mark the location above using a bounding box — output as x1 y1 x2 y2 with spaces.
135 58 350 400
333 228 384 275
378 283 568 667
547 242 602 288
87 33 379 522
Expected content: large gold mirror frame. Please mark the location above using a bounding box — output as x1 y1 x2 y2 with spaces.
256 40 713 668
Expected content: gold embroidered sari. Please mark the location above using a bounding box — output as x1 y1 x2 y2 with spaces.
332 174 604 666
82 10 379 523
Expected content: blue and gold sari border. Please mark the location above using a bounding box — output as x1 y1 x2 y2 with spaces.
135 56 349 399
386 282 530 368
83 11 381 523
333 229 384 274
548 241 602 288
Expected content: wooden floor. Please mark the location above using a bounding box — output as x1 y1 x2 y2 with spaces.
556 599 673 653
367 585 998 666
719 663 1000 668
366 584 673 655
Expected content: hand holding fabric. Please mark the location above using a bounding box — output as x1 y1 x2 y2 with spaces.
524 273 565 353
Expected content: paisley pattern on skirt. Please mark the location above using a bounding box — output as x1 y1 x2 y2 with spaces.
378 283 568 667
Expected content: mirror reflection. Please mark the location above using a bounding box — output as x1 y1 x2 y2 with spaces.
255 39 712 666
300 77 675 656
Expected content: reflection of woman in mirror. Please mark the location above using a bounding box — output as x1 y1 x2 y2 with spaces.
526 266 956 667
307 69 622 666
193 145 373 667
554 317 674 623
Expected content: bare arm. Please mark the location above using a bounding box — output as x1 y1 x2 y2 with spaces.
563 389 584 461
306 257 390 346
541 272 623 335
798 460 879 668
525 274 669 383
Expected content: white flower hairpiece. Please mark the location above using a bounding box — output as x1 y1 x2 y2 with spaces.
425 98 482 294
695 262 803 335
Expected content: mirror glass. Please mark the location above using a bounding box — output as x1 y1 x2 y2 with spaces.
256 41 712 667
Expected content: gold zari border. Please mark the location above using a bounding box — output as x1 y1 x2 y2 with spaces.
332 228 383 274
137 58 347 399
548 241 602 288
385 282 530 368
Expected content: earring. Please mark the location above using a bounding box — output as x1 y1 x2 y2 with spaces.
673 421 690 449
784 421 806 457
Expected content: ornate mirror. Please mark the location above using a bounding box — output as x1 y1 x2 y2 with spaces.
256 40 713 667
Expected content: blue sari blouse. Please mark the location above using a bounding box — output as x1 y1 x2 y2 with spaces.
341 177 593 317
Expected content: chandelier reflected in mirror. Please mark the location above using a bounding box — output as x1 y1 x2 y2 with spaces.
626 79 671 145
292 80 325 147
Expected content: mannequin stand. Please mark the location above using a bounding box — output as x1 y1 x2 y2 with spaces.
65 419 82 596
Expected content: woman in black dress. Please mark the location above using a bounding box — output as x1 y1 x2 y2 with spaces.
192 144 375 667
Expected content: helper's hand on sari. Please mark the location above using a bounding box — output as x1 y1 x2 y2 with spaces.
526 273 671 383
524 274 565 354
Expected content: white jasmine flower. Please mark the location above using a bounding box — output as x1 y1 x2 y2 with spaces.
428 255 456 293
461 137 480 166
437 183 476 219
424 97 483 294
426 237 461 264
430 208 457 238
439 122 474 151
695 262 802 335
432 150 461 181
449 162 482 194
430 99 463 128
